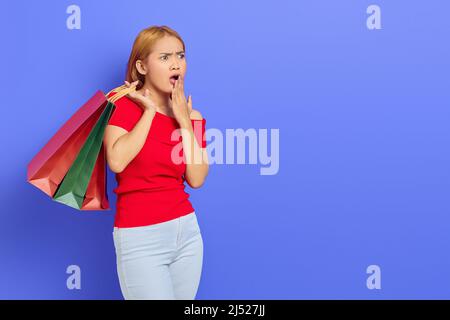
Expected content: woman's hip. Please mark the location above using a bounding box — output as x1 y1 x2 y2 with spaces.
112 211 201 260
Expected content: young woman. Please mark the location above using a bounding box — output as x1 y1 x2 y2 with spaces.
103 25 209 300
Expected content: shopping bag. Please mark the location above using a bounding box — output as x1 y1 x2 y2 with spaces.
27 84 136 210
52 101 114 209
27 93 106 197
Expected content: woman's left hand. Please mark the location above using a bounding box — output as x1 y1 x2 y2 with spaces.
169 74 192 127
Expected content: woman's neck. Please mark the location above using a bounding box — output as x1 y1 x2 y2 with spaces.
138 83 174 116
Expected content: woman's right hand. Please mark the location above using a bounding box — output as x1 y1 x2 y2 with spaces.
124 80 157 113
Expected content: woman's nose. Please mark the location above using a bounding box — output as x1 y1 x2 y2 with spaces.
170 57 181 69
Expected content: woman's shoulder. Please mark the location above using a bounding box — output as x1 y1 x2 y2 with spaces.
109 94 142 111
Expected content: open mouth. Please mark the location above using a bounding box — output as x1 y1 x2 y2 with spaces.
169 74 180 86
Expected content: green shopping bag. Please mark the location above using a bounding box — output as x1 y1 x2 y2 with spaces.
52 101 115 209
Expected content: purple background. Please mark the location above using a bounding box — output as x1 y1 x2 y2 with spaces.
2 0 450 299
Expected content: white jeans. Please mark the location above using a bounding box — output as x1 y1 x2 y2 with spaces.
112 211 204 300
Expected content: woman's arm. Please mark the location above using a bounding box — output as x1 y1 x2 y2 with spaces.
179 110 209 188
104 109 156 173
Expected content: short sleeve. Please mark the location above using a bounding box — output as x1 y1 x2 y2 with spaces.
107 93 143 132
191 118 207 148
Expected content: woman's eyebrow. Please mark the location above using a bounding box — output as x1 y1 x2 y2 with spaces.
159 51 185 55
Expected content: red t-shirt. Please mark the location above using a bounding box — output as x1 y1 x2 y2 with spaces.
106 92 207 228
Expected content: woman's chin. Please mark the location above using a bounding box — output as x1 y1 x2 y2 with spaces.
161 85 173 94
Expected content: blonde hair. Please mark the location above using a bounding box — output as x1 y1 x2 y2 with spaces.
125 25 186 90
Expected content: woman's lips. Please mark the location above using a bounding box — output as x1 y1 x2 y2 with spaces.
169 75 179 87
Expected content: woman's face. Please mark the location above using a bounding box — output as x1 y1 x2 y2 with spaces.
137 35 186 94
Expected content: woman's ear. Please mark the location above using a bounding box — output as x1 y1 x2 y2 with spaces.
136 60 147 75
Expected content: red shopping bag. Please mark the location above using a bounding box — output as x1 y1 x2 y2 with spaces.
27 84 136 210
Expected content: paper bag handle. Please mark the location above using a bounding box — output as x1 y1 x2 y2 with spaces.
105 84 137 103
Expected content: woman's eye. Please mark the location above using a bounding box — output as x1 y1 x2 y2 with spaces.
160 54 184 61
